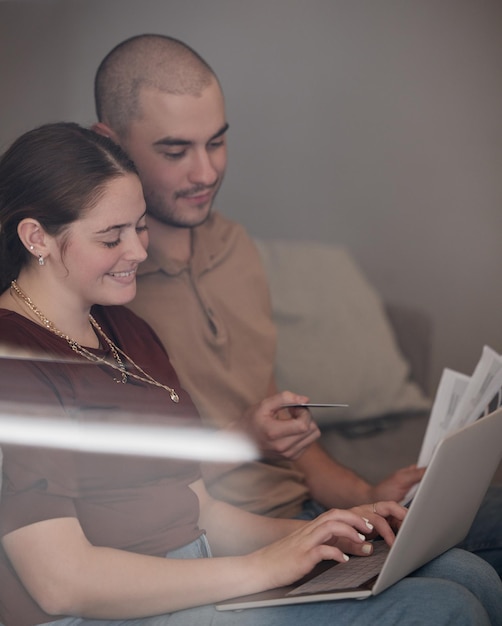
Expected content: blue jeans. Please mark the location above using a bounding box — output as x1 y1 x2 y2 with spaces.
457 485 502 575
42 535 502 626
297 485 502 577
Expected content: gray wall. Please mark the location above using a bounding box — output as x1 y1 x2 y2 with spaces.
1 0 502 391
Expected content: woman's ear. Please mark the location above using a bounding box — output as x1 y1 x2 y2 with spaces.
17 219 50 264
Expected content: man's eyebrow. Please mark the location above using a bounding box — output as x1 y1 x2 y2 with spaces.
94 211 147 234
153 123 230 148
210 123 230 141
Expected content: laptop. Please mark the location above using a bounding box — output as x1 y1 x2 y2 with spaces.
216 407 502 611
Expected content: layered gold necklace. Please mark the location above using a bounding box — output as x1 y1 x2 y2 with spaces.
10 280 179 403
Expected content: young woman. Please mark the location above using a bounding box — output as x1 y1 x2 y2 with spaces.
0 123 500 626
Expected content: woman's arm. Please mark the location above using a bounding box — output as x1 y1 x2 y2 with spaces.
190 478 304 555
2 516 264 618
193 479 404 557
2 487 402 620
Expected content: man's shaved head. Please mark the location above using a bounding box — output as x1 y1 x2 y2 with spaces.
95 34 216 138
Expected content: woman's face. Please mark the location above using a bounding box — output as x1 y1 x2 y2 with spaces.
49 173 148 310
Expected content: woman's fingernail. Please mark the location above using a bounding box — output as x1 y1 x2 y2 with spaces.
357 532 366 541
365 520 374 530
362 543 373 555
343 553 350 562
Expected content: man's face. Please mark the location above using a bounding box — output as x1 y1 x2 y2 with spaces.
120 80 228 229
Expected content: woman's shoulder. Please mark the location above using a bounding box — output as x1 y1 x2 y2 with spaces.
0 308 37 339
0 309 72 365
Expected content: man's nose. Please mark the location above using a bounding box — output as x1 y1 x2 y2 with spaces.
188 150 219 186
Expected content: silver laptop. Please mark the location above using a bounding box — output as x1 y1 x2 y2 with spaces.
216 407 502 611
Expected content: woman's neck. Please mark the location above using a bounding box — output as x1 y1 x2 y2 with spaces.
7 273 99 348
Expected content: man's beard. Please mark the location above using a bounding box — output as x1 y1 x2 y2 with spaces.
144 183 219 229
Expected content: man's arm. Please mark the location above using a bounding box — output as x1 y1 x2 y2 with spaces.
199 386 321 485
258 377 424 507
203 371 423 504
234 386 321 460
293 441 425 509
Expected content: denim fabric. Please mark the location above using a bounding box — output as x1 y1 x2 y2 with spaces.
457 485 502 575
294 498 327 520
41 537 502 626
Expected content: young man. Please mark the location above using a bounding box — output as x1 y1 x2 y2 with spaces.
93 34 501 571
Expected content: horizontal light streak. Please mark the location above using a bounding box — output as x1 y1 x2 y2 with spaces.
0 413 257 462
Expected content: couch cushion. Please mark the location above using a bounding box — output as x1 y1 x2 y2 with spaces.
255 239 431 425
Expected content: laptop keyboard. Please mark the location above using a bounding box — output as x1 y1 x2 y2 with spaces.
287 541 390 595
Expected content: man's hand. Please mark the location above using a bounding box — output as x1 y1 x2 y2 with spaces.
237 391 321 460
366 465 425 504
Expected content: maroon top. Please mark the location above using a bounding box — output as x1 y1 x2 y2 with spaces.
0 305 202 626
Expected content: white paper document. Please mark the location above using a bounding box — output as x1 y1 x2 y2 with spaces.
417 368 470 468
404 345 502 503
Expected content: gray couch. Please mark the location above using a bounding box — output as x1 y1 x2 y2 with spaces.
255 239 433 484
256 238 502 486
319 301 432 484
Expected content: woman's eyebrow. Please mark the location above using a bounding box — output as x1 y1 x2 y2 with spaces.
94 211 147 234
94 223 127 234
